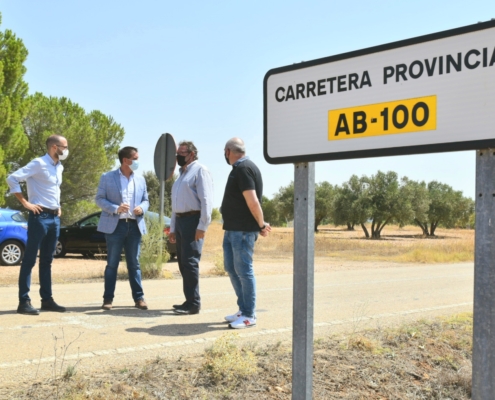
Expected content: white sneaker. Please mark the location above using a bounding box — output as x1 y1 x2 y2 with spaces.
229 315 257 329
224 310 242 323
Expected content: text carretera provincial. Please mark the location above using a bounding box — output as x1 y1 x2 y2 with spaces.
274 46 495 103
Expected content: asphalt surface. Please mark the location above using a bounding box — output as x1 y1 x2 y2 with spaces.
0 262 474 386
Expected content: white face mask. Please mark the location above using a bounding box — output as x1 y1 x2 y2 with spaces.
130 160 139 171
58 148 69 160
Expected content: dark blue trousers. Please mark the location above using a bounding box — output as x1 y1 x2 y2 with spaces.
175 214 203 308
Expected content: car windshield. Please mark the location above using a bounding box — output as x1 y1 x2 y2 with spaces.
11 212 27 223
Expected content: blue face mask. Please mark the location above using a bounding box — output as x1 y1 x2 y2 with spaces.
130 160 139 171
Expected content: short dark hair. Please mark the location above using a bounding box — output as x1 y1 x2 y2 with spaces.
178 141 198 160
45 135 66 150
118 146 138 164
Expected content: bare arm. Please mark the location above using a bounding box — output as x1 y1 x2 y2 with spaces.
242 190 272 237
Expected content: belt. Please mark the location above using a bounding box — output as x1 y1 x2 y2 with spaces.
41 207 59 215
176 210 200 217
119 218 137 223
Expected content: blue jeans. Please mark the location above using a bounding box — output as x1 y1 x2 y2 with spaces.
175 214 203 308
19 211 60 303
223 230 258 318
103 219 144 302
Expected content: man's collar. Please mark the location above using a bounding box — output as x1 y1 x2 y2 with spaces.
233 156 249 167
119 167 134 178
180 160 197 173
43 153 59 166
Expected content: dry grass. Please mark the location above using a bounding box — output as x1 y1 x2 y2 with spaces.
251 224 474 264
6 313 473 399
0 223 474 286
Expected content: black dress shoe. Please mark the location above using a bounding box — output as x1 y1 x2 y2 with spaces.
41 298 66 312
173 302 187 310
17 301 40 315
173 306 200 315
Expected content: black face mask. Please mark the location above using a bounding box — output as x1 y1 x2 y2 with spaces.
177 155 187 167
224 155 230 165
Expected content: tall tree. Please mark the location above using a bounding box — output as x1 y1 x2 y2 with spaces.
420 181 474 236
273 181 294 225
399 178 432 235
261 195 282 226
367 171 408 239
0 14 29 201
332 175 371 232
314 181 335 231
14 93 125 223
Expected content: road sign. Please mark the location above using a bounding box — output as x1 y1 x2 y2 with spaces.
264 20 495 164
154 133 176 182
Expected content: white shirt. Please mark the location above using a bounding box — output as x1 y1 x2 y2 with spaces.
119 169 136 219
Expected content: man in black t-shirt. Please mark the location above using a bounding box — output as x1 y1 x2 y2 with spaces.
221 137 271 329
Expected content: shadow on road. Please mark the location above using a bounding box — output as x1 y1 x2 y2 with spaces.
126 321 228 336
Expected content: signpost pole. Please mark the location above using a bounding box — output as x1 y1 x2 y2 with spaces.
292 162 315 400
158 137 166 259
473 149 495 399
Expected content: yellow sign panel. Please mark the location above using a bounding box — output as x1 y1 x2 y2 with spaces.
328 96 437 141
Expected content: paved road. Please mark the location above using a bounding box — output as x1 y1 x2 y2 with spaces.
0 262 473 386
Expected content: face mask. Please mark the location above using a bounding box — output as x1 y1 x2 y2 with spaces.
58 149 69 160
224 155 230 165
177 155 187 167
129 160 139 171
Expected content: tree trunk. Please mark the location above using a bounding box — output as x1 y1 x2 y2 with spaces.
346 222 355 231
314 217 323 232
414 219 429 236
430 221 438 236
360 223 370 238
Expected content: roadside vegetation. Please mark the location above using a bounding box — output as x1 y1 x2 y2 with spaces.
5 313 472 399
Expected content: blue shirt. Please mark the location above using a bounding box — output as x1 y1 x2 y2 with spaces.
6 153 63 210
118 168 136 219
171 160 214 232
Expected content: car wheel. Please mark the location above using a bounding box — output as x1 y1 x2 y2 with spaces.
54 240 67 258
0 240 25 266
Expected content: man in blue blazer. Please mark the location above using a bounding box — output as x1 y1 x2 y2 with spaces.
95 146 149 310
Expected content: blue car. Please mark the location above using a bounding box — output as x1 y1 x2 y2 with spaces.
0 208 28 266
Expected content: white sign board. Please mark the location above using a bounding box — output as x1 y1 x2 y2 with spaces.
264 21 495 164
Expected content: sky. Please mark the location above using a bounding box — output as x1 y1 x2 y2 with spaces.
1 1 494 208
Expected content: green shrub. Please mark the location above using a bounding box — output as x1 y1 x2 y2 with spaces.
139 214 170 279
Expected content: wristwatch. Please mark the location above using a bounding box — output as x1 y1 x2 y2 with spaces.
260 224 267 231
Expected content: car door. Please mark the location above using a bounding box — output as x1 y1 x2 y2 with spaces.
0 212 6 243
75 214 106 252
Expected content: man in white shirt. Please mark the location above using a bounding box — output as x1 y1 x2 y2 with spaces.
7 135 69 315
169 141 213 315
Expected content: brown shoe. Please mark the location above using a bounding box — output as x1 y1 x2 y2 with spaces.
102 300 112 310
135 299 148 310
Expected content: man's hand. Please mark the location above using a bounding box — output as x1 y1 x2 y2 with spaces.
24 201 43 214
195 229 205 241
133 206 143 216
260 223 272 237
58 208 62 217
117 203 130 214
168 232 176 244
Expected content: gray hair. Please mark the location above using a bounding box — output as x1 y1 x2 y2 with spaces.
225 137 245 154
178 141 199 160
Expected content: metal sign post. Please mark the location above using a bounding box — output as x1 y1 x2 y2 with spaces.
473 149 495 399
292 162 315 400
153 133 177 257
263 20 495 399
